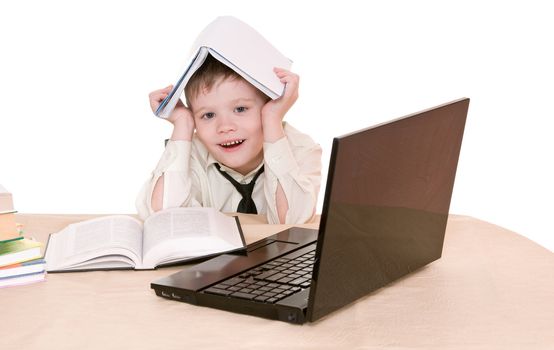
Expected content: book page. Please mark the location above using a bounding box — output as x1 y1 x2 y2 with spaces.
44 215 143 271
211 213 244 247
72 217 142 254
142 207 211 253
141 207 244 268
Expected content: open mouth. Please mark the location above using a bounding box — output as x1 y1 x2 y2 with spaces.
219 139 245 149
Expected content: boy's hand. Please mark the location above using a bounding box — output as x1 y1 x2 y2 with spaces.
149 85 195 141
262 68 299 121
261 68 299 142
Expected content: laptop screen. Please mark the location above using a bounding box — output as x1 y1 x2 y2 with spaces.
307 99 469 322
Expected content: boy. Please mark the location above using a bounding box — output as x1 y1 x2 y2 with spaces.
136 55 322 224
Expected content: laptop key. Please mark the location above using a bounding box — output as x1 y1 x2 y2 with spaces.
231 292 257 300
266 273 287 282
204 288 233 296
278 277 294 284
289 277 309 286
254 270 278 280
220 277 244 286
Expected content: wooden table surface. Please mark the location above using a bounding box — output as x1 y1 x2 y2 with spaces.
1 213 553 350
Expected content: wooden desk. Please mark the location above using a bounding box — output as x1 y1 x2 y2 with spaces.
1 214 553 349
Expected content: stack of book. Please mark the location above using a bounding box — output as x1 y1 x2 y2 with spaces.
0 185 45 288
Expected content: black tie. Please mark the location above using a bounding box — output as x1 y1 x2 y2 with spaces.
214 164 265 214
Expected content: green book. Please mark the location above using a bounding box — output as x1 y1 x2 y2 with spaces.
0 236 23 244
0 238 42 268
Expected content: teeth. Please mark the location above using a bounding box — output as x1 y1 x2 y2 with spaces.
221 139 244 146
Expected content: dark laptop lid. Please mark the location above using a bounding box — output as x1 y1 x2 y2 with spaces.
307 99 469 322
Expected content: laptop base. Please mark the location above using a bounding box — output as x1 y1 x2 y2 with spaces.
151 227 318 324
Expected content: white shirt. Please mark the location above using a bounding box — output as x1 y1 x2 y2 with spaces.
136 122 322 224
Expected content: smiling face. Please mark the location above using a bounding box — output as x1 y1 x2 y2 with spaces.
189 77 268 175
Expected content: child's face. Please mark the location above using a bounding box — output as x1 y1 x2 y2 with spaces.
190 77 267 175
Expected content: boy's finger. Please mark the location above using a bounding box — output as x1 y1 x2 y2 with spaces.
149 86 171 98
279 75 299 86
274 67 294 78
149 92 163 102
276 71 299 84
281 80 298 99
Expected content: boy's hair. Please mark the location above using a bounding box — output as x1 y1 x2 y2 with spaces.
184 54 269 107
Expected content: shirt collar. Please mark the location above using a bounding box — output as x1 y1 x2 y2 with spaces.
208 156 264 182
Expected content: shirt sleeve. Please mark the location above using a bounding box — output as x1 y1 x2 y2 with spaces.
263 129 322 224
135 140 200 220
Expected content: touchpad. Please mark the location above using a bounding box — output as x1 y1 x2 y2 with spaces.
247 239 298 253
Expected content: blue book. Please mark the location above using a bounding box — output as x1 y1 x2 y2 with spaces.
0 269 45 288
0 258 46 279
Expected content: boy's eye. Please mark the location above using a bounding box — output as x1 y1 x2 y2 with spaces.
234 106 247 113
202 112 215 119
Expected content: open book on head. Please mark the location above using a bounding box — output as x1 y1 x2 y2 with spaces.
44 207 246 272
155 16 292 119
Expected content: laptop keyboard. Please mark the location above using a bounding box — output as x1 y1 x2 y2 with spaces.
203 247 315 304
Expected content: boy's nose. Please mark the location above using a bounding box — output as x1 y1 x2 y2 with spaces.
216 114 237 133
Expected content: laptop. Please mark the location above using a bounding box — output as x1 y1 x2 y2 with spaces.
151 98 469 324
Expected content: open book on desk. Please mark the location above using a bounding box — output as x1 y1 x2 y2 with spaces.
44 207 245 272
156 16 292 119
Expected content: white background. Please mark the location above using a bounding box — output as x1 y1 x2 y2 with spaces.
1 1 552 251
